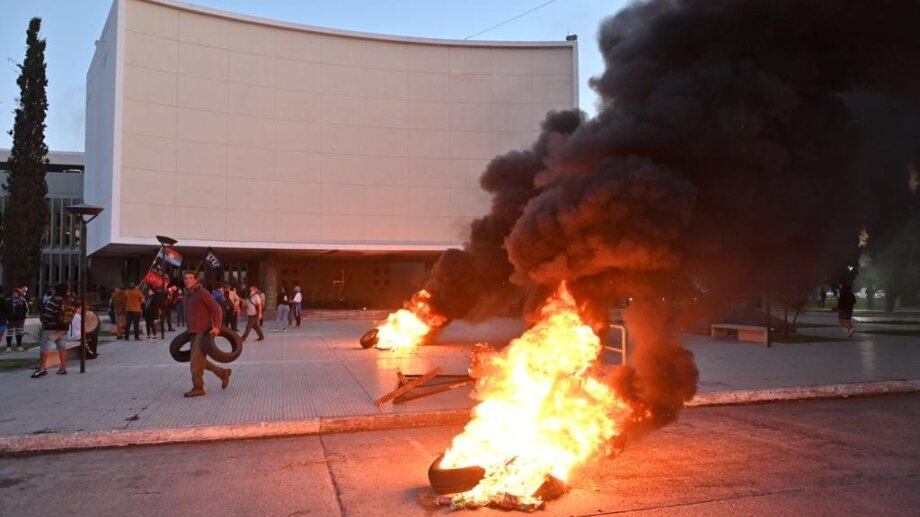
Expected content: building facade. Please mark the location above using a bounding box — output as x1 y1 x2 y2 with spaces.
0 150 85 293
84 0 577 307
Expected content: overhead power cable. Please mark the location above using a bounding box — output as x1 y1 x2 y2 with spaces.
464 0 560 40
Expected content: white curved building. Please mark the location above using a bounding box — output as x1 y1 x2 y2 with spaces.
85 0 577 306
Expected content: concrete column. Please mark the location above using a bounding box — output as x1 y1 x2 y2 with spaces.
262 254 278 310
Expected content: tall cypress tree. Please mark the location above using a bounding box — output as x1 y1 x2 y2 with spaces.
2 18 49 289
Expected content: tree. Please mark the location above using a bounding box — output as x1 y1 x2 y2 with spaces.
2 18 49 290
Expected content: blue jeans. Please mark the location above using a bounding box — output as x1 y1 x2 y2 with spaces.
276 305 290 330
291 302 302 326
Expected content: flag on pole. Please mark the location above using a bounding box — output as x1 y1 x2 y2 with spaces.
204 247 222 274
157 246 183 267
143 270 168 287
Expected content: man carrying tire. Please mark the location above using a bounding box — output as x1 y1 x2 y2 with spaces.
182 271 231 398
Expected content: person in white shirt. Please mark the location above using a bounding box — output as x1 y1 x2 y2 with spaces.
291 285 303 328
67 306 99 359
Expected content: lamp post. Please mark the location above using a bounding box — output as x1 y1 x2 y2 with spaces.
66 203 104 373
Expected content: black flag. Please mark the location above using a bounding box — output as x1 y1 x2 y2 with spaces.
204 247 223 275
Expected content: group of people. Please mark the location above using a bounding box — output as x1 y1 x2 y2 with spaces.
0 287 30 353
106 279 301 344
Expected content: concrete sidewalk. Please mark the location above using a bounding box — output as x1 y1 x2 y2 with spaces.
1 313 918 453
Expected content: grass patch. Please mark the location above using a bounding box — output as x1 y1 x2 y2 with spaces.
0 358 37 371
858 329 920 337
769 333 847 343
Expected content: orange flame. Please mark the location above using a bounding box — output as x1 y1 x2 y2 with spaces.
375 289 447 350
442 283 631 508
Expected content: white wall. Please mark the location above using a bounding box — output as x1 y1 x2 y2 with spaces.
84 0 120 254
93 0 576 252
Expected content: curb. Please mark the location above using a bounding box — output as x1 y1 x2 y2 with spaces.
2 380 918 455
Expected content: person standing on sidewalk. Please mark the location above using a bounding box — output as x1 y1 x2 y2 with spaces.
7 288 28 351
240 285 265 341
174 287 186 327
124 283 143 340
182 271 230 398
224 284 240 332
291 284 303 328
111 287 126 339
31 283 73 378
274 287 290 332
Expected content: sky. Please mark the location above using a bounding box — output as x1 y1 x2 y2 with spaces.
0 0 628 152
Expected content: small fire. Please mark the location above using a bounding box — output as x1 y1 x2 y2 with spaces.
375 289 447 350
441 283 631 509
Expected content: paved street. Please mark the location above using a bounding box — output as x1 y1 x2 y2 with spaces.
0 313 918 438
1 394 917 516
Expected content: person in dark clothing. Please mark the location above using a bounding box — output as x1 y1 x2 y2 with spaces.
182 271 231 398
837 282 857 337
143 288 165 339
817 286 827 308
0 290 9 352
7 288 28 351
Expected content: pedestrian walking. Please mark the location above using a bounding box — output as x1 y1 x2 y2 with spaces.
258 289 266 327
181 271 231 398
291 284 303 328
31 283 74 378
124 283 143 340
274 287 290 332
6 288 28 351
837 282 857 337
817 285 827 308
240 285 265 341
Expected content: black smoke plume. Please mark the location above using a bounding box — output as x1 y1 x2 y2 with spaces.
421 0 920 437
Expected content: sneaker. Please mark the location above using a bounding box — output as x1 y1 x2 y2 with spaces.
16 346 26 352
1 348 9 354
847 328 856 338
31 369 48 378
56 369 67 375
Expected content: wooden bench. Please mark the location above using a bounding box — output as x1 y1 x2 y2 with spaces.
711 323 768 344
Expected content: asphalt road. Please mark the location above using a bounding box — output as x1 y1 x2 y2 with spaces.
1 394 918 516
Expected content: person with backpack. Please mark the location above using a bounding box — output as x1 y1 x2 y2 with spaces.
32 283 74 378
7 288 28 352
240 285 265 341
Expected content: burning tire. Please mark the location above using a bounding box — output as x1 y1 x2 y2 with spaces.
359 328 379 349
428 452 485 495
168 329 243 364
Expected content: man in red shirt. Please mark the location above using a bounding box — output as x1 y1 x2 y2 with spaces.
182 271 231 397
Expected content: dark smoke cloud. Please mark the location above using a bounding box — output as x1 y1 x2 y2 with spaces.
420 0 920 437
424 110 584 320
